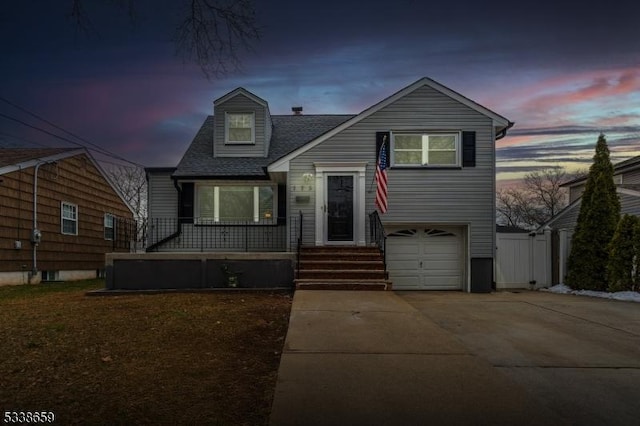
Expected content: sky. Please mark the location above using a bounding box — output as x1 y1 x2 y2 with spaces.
1 0 639 186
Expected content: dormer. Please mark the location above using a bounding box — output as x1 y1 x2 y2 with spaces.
213 88 272 158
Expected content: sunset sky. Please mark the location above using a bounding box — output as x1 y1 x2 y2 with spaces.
1 0 638 185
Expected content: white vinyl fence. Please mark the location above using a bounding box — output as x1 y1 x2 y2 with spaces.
495 230 554 289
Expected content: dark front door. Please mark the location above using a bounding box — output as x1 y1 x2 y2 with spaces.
327 175 354 241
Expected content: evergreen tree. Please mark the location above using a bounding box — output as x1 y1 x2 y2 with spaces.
565 134 621 290
634 220 640 290
607 214 638 292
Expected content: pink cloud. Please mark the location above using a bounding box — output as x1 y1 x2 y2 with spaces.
591 113 640 127
24 66 212 164
496 135 539 149
500 67 640 128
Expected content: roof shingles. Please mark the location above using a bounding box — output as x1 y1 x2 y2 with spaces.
173 114 354 178
0 148 77 168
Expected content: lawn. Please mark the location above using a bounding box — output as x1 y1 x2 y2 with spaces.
0 280 292 425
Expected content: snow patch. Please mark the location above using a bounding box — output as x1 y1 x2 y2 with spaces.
541 285 640 303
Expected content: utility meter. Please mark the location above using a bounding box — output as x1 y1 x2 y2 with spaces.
31 229 42 244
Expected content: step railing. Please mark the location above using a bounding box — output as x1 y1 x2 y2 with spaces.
296 211 303 279
368 210 387 274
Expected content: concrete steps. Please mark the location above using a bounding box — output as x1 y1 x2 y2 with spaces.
295 246 391 291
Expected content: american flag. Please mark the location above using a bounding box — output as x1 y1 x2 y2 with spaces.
375 138 389 214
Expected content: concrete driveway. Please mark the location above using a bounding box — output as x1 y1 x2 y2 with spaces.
399 291 640 426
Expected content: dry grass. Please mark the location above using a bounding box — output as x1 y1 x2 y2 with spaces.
0 280 292 425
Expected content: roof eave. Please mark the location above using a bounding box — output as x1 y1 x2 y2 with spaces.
213 87 268 108
0 148 86 176
268 77 512 172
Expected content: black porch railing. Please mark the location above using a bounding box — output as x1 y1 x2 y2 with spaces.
112 217 139 252
146 216 300 252
368 210 387 272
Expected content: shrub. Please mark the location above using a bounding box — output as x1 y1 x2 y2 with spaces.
607 214 639 292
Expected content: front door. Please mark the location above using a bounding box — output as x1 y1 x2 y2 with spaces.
326 175 354 242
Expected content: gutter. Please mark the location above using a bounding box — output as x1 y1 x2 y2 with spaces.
496 121 515 140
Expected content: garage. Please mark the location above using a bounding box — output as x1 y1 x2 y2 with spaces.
386 226 464 290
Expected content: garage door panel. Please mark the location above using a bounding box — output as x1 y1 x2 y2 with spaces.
422 284 461 290
393 274 421 289
422 242 458 255
424 259 460 270
388 239 418 250
388 260 420 270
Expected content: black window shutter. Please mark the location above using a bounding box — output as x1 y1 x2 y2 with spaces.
179 182 194 223
277 184 287 225
375 131 390 159
462 131 476 167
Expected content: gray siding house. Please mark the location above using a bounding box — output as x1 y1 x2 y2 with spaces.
547 155 640 231
544 155 640 284
145 78 512 292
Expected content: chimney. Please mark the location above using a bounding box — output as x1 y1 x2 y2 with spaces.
292 106 303 115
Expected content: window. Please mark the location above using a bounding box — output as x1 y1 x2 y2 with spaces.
41 270 59 281
61 202 78 235
196 185 274 223
225 113 255 144
104 213 115 240
392 133 460 167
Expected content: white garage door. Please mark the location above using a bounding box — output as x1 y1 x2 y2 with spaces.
386 226 463 290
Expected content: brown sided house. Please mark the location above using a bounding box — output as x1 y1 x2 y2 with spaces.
0 148 135 285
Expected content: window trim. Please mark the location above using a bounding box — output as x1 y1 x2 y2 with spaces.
104 213 115 241
225 112 255 145
391 131 461 168
61 201 78 235
195 183 276 224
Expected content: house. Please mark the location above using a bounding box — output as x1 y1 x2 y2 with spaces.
546 154 640 231
136 77 512 292
544 154 640 283
0 148 136 285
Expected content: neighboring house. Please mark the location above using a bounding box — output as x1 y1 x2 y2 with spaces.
0 148 136 285
546 155 640 231
544 154 640 283
144 77 512 292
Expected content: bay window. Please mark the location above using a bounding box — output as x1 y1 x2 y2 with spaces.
392 133 460 167
196 184 274 223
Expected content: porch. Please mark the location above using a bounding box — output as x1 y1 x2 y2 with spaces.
105 212 388 291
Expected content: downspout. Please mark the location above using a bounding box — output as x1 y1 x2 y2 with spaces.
145 178 183 252
31 162 49 282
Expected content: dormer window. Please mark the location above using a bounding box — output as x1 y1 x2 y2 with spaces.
226 112 255 144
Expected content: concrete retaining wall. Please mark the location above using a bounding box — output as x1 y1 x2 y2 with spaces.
105 252 296 290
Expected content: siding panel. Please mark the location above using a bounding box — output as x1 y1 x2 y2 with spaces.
623 168 640 184
147 171 178 219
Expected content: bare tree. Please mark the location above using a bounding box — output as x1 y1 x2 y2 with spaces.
106 165 148 248
496 187 544 229
524 169 569 219
496 167 579 229
68 0 260 78
175 0 259 79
